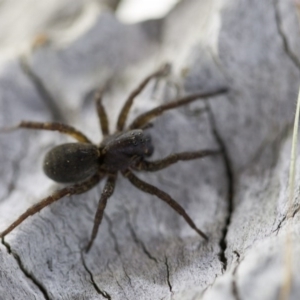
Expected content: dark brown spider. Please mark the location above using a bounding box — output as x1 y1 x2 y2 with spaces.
0 64 227 252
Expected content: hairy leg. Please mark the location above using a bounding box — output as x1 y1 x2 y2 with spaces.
122 169 208 240
116 63 170 131
129 87 228 129
0 173 103 239
94 89 109 137
1 121 92 143
86 174 117 252
134 150 219 171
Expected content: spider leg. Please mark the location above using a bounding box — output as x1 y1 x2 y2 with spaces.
135 150 219 172
1 121 92 143
94 89 109 137
0 173 103 239
129 87 228 130
116 63 170 131
121 169 208 240
86 174 117 252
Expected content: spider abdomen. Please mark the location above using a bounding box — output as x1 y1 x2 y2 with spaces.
43 143 100 183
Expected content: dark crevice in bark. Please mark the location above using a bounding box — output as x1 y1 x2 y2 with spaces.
122 265 134 289
277 205 300 228
164 256 173 293
81 251 112 299
1 238 49 300
273 215 287 235
114 278 130 300
206 103 234 272
126 216 158 264
232 251 242 300
292 207 300 218
19 55 65 122
273 0 300 70
106 263 131 300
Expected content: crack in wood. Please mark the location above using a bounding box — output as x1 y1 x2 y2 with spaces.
164 256 173 294
122 264 134 289
126 214 159 264
273 215 287 235
273 0 300 70
275 206 300 235
232 251 242 300
80 251 112 299
115 279 130 300
107 263 130 300
206 102 234 272
1 238 50 300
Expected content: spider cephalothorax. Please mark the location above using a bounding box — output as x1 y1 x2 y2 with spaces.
0 64 227 251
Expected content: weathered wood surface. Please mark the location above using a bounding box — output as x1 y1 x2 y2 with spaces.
1 0 300 299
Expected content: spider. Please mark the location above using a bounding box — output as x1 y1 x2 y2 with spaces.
0 64 227 252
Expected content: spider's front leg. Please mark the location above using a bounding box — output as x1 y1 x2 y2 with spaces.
129 87 228 130
1 121 91 143
94 89 109 137
134 149 220 172
117 63 171 131
0 173 103 239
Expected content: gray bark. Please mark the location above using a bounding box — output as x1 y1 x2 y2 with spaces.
0 0 300 299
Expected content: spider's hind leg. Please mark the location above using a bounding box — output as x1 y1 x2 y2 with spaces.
86 174 117 252
122 169 208 240
1 121 92 143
